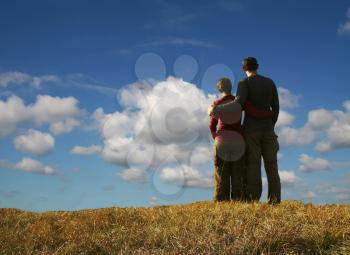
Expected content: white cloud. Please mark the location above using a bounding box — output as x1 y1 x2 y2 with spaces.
62 73 118 96
314 184 349 194
14 129 54 155
274 87 298 135
15 157 56 175
279 170 302 187
116 167 147 183
117 81 152 109
276 101 350 150
70 145 102 155
343 100 350 111
159 164 213 188
94 77 215 180
314 103 350 152
0 71 118 96
32 75 59 87
49 118 80 135
263 170 302 190
277 106 343 149
275 110 294 128
0 71 58 88
0 94 82 137
316 122 350 152
31 95 80 125
0 157 56 176
0 95 32 136
338 8 350 35
315 142 332 153
0 72 32 88
189 145 213 166
278 87 300 109
273 88 335 148
307 109 335 130
116 37 221 55
277 126 317 147
101 137 156 168
338 21 350 35
298 154 331 173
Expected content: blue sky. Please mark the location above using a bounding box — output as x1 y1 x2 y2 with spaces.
1 0 350 211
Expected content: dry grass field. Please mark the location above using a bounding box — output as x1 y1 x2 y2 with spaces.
1 200 350 254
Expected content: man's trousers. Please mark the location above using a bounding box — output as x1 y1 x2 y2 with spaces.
244 130 281 204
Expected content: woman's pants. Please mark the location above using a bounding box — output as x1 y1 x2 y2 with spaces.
213 148 246 201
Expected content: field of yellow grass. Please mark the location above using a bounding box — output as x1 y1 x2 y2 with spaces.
1 200 350 254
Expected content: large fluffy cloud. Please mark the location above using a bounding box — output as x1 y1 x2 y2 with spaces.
93 77 216 187
0 94 82 136
14 129 54 155
96 78 215 164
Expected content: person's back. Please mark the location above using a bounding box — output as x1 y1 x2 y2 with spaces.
209 94 242 140
240 74 279 132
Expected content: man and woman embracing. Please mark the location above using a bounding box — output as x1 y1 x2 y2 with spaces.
208 57 281 205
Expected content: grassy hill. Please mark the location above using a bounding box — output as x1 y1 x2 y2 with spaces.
1 200 350 254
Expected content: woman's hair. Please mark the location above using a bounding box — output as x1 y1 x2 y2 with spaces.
216 78 232 94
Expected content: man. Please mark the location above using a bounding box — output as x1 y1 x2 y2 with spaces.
209 57 281 204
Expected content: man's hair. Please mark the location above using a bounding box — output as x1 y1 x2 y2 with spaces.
216 77 232 94
242 57 259 71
